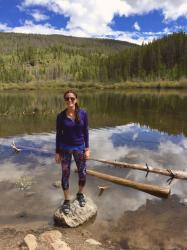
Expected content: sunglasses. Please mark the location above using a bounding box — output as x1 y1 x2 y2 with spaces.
64 96 76 102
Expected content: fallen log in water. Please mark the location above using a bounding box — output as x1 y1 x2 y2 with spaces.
89 158 187 181
11 142 170 198
87 169 170 199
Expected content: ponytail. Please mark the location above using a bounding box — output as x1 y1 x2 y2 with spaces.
75 103 81 124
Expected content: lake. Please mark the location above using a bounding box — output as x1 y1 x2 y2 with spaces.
0 89 187 248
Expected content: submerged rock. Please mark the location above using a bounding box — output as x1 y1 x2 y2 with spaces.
15 176 33 191
180 197 187 205
52 180 61 188
54 196 97 228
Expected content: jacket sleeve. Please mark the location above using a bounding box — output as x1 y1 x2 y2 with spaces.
83 111 89 148
56 114 62 153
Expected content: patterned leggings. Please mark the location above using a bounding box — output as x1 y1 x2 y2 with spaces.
60 150 87 190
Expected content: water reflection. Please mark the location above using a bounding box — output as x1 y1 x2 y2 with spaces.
0 89 187 136
0 90 187 226
110 124 187 151
0 124 187 224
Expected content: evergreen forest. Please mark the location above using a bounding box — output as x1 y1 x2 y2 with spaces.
0 32 186 86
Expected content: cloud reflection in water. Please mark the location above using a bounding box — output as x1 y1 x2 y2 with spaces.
0 124 187 221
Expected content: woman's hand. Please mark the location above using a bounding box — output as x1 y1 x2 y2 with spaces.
55 153 62 164
84 148 90 160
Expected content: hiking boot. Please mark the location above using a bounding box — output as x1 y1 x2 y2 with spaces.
76 192 86 207
61 200 70 214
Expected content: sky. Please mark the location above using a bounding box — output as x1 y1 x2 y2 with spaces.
0 0 187 44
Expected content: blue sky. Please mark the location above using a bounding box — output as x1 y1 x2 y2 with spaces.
0 0 186 44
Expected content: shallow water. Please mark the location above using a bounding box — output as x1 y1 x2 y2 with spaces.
0 89 187 229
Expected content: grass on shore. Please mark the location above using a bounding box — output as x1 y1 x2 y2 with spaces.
0 79 187 91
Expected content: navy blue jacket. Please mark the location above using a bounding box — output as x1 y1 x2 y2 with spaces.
56 108 89 153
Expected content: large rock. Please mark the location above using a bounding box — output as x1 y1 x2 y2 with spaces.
24 234 37 250
40 230 62 244
51 240 71 250
54 196 97 227
40 230 71 250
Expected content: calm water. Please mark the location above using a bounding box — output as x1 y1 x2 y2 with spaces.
0 89 187 227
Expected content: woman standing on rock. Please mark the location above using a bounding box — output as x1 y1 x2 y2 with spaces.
55 90 90 214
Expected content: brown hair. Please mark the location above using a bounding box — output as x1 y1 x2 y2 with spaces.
64 90 80 123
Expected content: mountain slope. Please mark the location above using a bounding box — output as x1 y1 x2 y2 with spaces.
0 32 186 84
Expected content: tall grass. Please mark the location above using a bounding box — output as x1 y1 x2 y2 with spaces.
1 79 187 91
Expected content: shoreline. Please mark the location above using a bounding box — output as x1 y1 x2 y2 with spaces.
0 195 186 250
0 79 187 91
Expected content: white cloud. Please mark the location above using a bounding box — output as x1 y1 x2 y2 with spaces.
133 21 141 31
12 20 68 35
16 0 187 43
0 20 180 45
0 20 62 35
163 27 170 33
31 10 49 22
0 0 186 44
0 23 12 32
20 0 187 24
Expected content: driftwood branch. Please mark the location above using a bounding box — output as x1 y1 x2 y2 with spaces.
87 169 170 199
11 141 21 153
97 185 109 196
89 158 187 181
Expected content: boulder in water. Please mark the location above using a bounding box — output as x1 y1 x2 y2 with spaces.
54 196 97 228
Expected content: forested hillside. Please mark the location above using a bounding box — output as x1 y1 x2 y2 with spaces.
104 32 187 82
0 32 135 83
0 32 186 84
